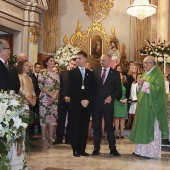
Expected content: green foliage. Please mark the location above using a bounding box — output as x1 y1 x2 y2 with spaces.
8 55 17 65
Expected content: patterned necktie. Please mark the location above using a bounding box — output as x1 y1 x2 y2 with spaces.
101 69 106 84
4 62 9 70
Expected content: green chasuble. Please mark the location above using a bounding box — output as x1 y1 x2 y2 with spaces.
129 66 168 144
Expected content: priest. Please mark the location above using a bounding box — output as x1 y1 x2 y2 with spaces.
129 55 168 158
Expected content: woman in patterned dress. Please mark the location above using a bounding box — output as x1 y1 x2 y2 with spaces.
38 56 60 148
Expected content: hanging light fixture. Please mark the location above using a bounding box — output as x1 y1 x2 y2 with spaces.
127 0 157 20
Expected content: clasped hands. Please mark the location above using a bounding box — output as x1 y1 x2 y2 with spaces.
138 78 146 86
120 99 127 105
27 96 36 106
50 92 58 102
81 100 89 108
64 96 70 103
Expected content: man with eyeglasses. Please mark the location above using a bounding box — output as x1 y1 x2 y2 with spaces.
0 39 20 93
129 55 168 158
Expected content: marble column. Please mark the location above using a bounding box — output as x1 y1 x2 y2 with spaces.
158 0 169 41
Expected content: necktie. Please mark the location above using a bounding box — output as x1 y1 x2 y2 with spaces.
81 68 85 80
4 62 9 70
101 69 106 84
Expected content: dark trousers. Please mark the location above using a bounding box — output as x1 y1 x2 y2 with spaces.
32 100 41 134
56 98 71 141
92 103 116 151
70 107 90 152
27 105 35 136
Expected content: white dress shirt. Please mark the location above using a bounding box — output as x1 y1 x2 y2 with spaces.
101 67 110 83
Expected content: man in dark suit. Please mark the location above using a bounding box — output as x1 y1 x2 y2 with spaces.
92 53 122 156
0 39 20 93
54 58 77 145
68 51 95 157
30 62 41 135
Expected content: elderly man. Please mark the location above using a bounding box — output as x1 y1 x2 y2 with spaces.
18 53 28 62
129 56 168 158
0 39 20 93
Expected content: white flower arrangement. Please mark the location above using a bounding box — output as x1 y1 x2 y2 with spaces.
54 44 81 67
0 90 30 169
140 40 170 64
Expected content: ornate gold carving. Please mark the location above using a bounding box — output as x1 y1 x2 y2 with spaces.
121 43 126 57
63 35 68 45
29 26 41 43
70 21 124 62
80 0 114 22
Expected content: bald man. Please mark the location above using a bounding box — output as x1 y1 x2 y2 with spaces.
92 53 122 156
129 56 168 158
18 53 28 62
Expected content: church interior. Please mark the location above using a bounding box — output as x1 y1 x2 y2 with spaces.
0 0 170 169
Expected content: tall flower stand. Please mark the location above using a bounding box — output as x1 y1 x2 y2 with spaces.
8 142 27 170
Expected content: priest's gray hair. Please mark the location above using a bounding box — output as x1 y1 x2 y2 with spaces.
146 55 156 65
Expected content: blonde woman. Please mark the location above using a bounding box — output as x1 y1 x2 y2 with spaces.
18 60 36 154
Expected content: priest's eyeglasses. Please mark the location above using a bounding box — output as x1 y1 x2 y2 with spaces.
3 48 11 51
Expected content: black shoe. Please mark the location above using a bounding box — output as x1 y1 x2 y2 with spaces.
92 149 100 155
110 149 120 156
120 136 124 139
116 136 119 139
53 140 62 145
80 151 89 156
132 152 140 157
73 151 80 157
162 139 170 145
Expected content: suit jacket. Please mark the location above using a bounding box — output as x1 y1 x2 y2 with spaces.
59 70 69 99
68 67 95 112
30 73 41 98
0 60 20 93
93 67 122 106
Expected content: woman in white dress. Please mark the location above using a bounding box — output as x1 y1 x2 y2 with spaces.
129 73 142 121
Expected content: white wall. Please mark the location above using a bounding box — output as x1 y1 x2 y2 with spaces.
58 0 134 61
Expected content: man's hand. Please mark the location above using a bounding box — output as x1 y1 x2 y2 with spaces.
64 96 70 103
138 78 145 86
104 95 112 104
81 100 89 107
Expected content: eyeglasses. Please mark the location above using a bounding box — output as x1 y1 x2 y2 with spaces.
3 48 11 51
143 62 151 65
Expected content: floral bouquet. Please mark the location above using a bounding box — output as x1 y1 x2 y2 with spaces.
0 90 30 169
140 40 170 64
54 44 80 69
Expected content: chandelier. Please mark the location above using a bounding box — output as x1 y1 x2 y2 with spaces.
127 0 157 20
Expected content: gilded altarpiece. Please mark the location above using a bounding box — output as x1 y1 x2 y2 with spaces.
63 0 127 67
69 21 120 67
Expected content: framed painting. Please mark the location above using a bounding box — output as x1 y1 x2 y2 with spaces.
90 34 103 60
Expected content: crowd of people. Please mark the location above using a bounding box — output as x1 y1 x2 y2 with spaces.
0 38 169 159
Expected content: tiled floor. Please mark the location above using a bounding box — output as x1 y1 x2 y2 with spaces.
26 137 170 170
